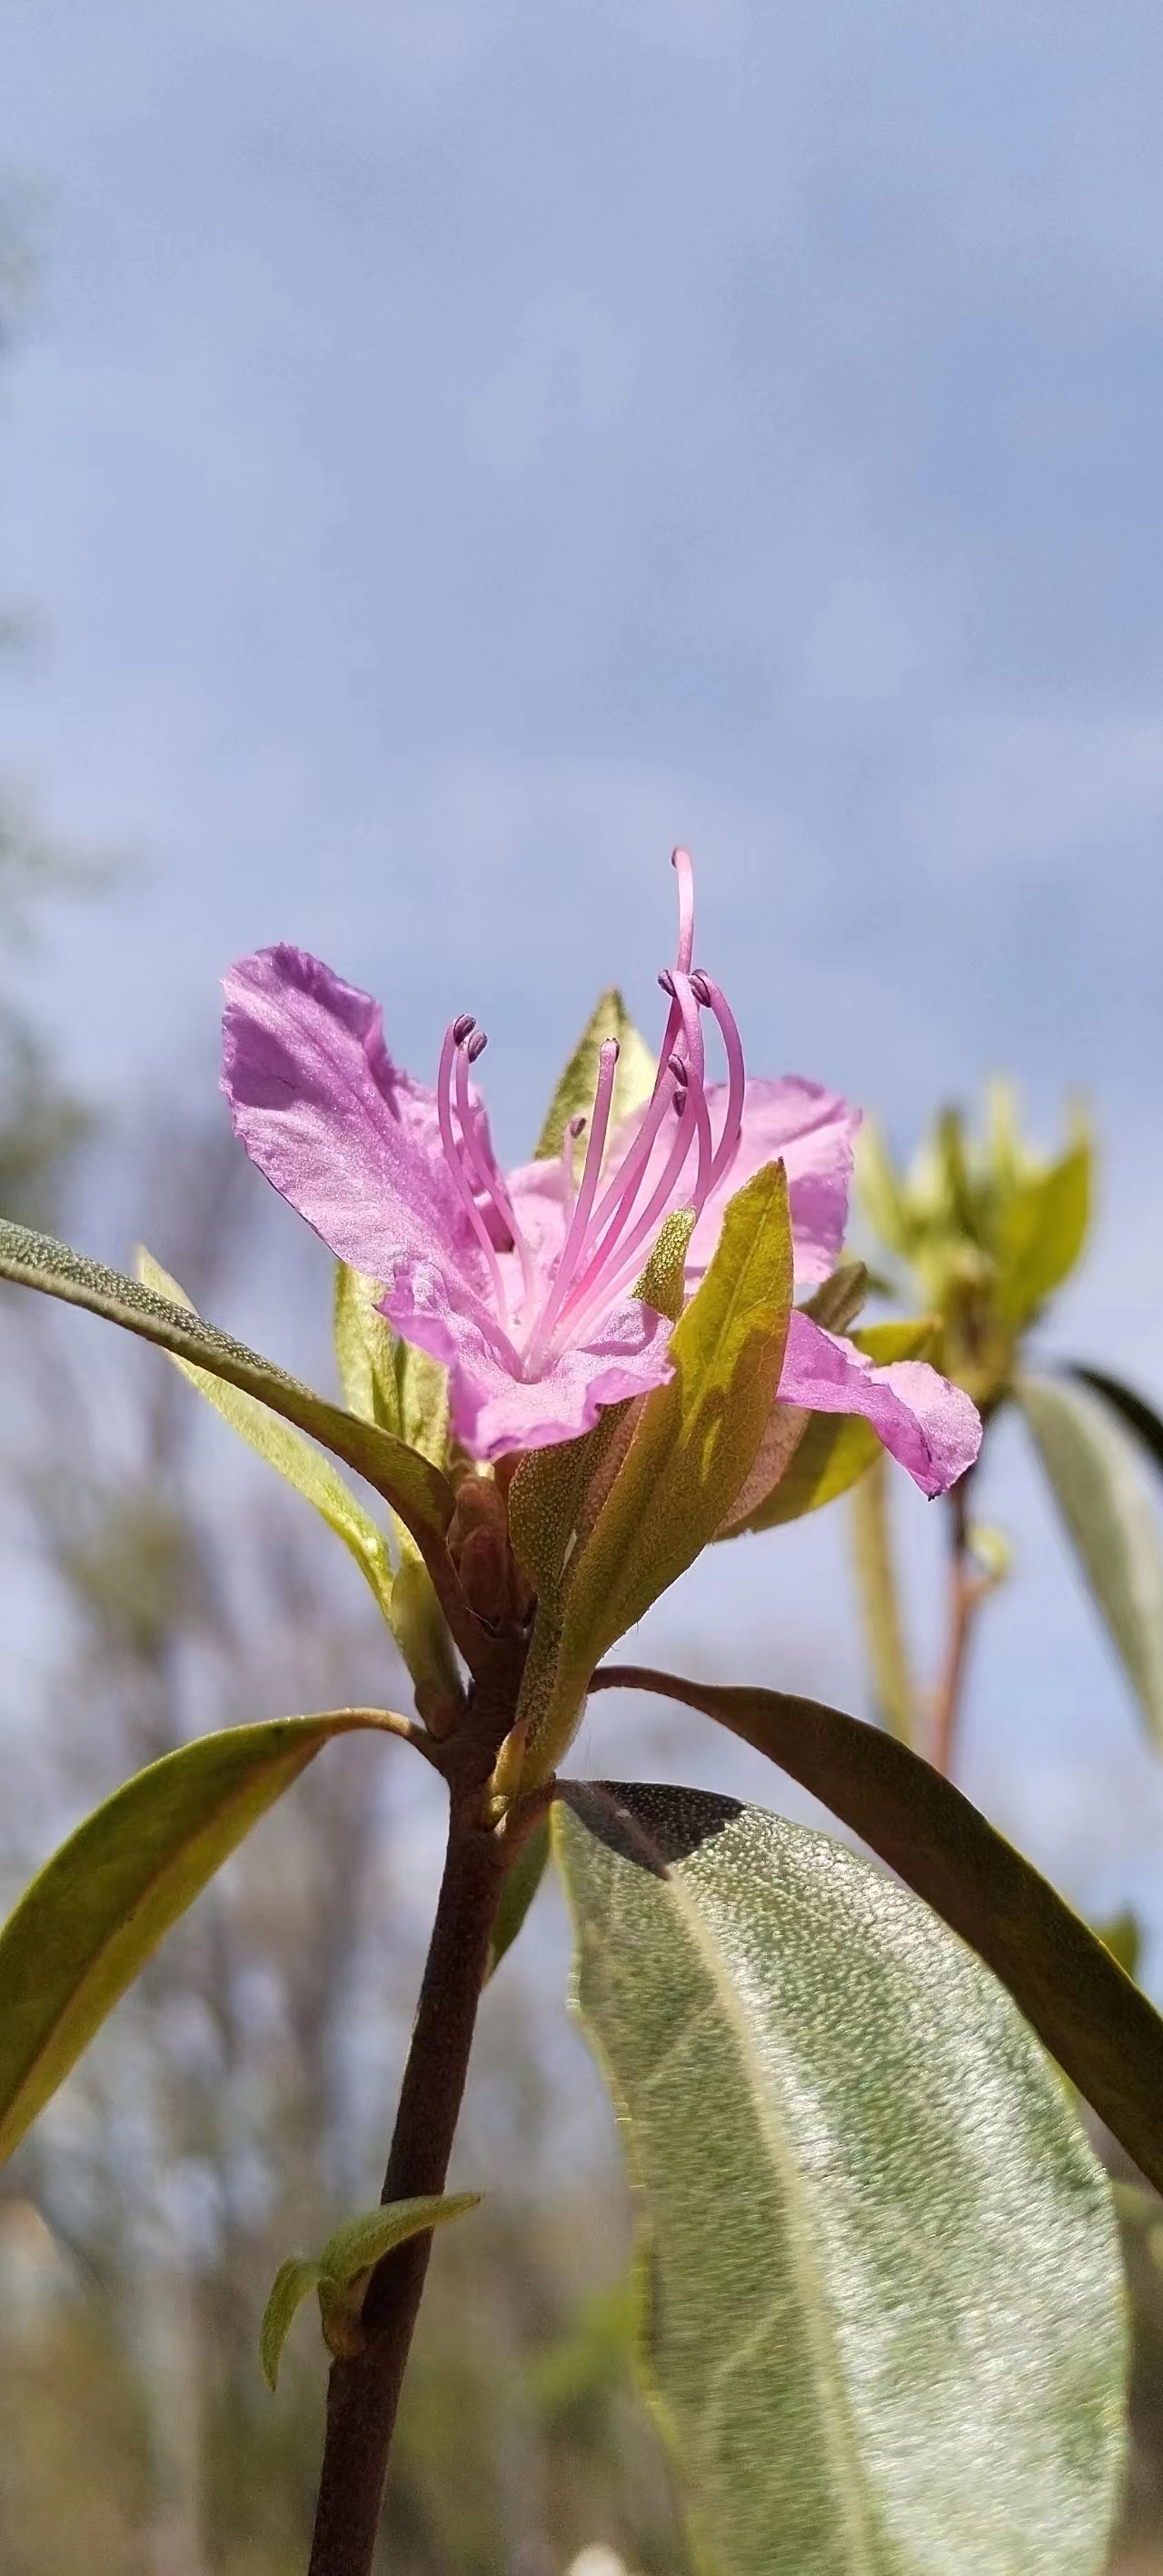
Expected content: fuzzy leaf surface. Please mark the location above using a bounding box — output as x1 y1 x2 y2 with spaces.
556 1779 1124 2576
593 1664 1163 2193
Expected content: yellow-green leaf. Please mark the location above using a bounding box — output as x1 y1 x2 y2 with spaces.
260 2192 479 2390
997 1136 1092 1324
533 988 657 1163
136 1249 395 1614
517 1163 793 1783
0 1710 407 2165
0 1218 455 1546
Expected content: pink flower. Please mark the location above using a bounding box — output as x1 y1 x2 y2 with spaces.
221 852 979 1492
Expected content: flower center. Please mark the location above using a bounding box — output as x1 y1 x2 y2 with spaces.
435 848 745 1375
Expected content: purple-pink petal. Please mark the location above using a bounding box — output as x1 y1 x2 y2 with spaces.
778 1309 981 1498
687 1078 860 1286
222 945 482 1289
383 1267 674 1462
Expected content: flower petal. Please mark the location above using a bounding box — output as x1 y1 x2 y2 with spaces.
384 1268 674 1463
777 1309 982 1498
688 1079 860 1285
222 945 482 1288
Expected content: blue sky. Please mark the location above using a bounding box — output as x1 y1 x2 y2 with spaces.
3 0 1163 1941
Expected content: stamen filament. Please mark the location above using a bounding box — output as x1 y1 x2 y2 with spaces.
692 969 746 1193
436 1022 510 1323
671 846 695 975
525 1039 620 1372
453 1036 539 1315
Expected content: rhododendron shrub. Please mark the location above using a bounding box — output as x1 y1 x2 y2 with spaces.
0 851 1157 2576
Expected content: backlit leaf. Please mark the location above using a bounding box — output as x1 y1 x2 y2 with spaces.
996 1136 1091 1324
0 1710 407 2165
136 1249 395 1615
517 1163 793 1783
0 1218 455 1547
533 988 657 1163
1019 1371 1163 1743
591 1664 1163 2196
556 1779 1124 2576
260 2193 478 2390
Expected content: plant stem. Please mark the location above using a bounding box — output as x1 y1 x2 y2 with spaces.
307 1783 509 2576
931 1471 980 1780
850 1450 918 1745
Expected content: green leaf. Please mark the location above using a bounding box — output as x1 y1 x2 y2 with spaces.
517 1163 793 1783
259 2259 325 2392
555 1779 1124 2576
996 1136 1091 1324
854 1119 913 1258
718 1320 935 1538
591 1664 1163 2196
1069 1363 1163 1481
1019 1372 1163 1742
136 1250 395 1615
533 988 658 1163
260 2193 479 2390
0 1710 408 2165
0 1218 455 1547
333 1263 449 1466
800 1260 869 1334
633 1205 696 1322
484 1815 551 1981
332 1263 461 1693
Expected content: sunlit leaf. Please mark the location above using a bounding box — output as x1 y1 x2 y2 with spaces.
136 1249 394 1614
996 1135 1091 1324
484 1815 551 1982
260 2193 479 2390
533 988 657 1163
1019 1372 1163 1743
516 1164 793 1784
591 1663 1163 2195
0 1710 410 2165
556 1779 1124 2576
333 1263 449 1467
0 1218 455 1546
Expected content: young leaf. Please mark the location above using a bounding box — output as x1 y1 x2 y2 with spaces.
136 1249 395 1615
0 1218 455 1546
260 2193 480 2390
484 1814 551 1982
996 1135 1091 1325
0 1709 416 2165
517 1163 793 1784
533 988 658 1163
556 1780 1124 2576
332 1263 462 1695
591 1664 1163 2195
333 1263 449 1465
1019 1371 1163 1743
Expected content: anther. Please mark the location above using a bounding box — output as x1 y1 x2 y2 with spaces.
658 969 675 997
568 1113 587 1137
667 1052 689 1086
452 1013 475 1046
690 970 711 1006
466 1029 488 1063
